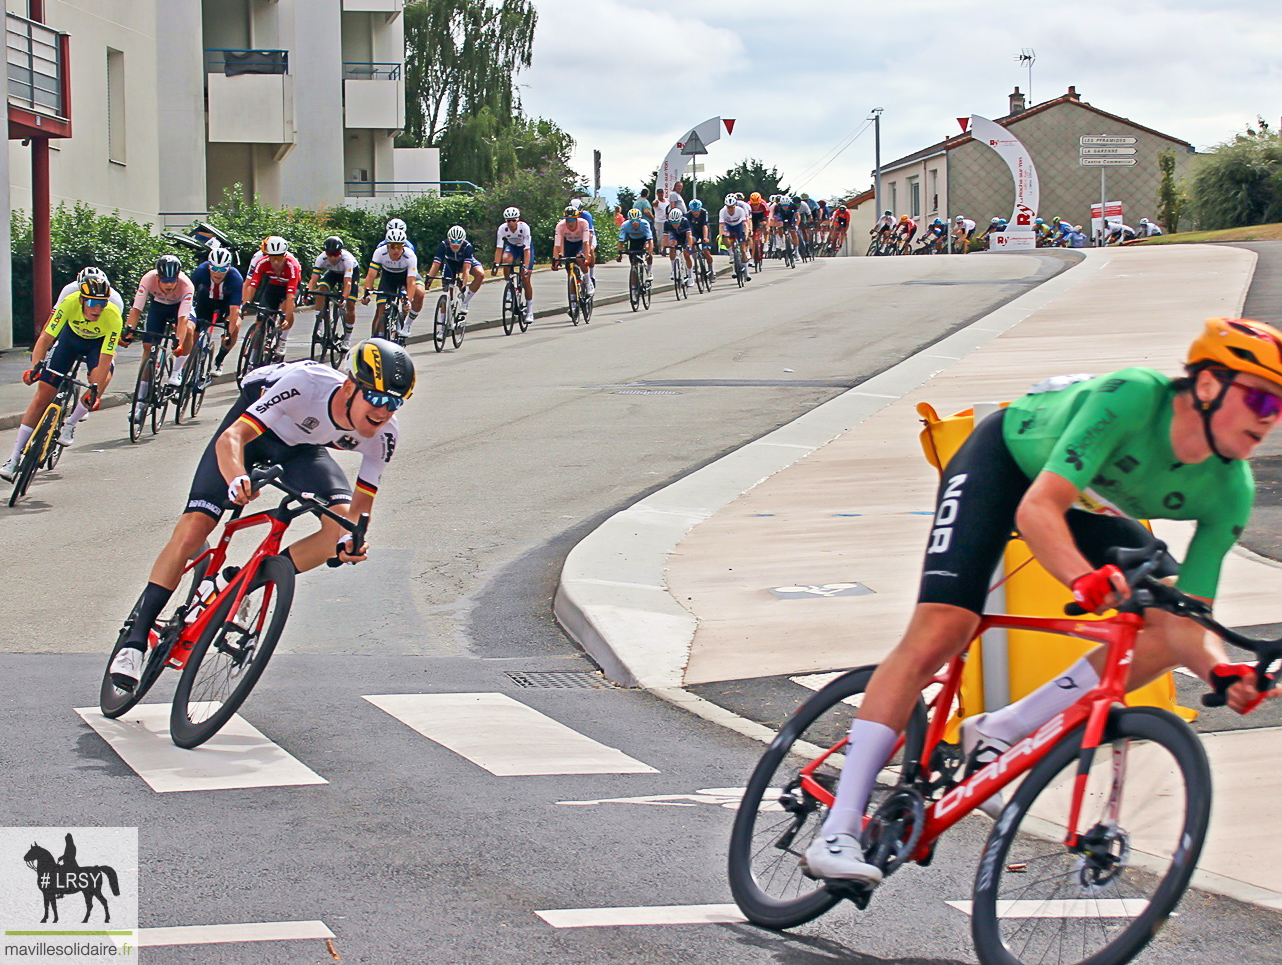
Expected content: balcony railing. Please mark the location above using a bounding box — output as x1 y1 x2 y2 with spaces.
7 13 65 118
344 180 482 198
204 48 289 76
342 62 401 81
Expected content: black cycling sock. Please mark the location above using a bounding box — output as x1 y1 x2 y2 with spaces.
125 582 175 650
215 345 230 367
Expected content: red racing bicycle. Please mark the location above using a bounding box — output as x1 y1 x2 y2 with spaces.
99 464 367 748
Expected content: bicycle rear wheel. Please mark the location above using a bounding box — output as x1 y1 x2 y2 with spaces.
310 308 329 361
128 352 151 443
433 296 448 352
517 286 531 332
641 273 652 309
8 404 57 505
236 323 263 387
502 282 517 335
728 666 930 929
567 272 581 325
190 334 213 418
971 707 1210 965
169 554 295 748
100 546 209 718
451 304 466 347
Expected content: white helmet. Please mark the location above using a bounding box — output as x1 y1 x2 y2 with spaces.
207 245 234 269
385 227 408 245
1140 218 1149 225
570 199 583 211
264 236 288 256
955 215 964 223
780 194 792 205
386 218 407 233
447 225 467 244
734 192 744 201
990 217 1001 225
77 265 109 287
503 206 521 220
724 193 738 208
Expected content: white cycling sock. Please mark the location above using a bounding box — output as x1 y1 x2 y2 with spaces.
10 424 34 461
137 381 150 404
463 289 474 306
980 657 1100 745
526 299 534 315
66 401 89 429
819 719 898 838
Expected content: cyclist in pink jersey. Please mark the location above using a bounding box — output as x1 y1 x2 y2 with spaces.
553 209 595 295
122 254 196 420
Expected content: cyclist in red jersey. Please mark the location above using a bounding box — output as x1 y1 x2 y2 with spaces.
243 236 301 332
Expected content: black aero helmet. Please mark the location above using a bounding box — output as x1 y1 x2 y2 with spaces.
156 254 182 281
324 235 343 254
346 337 415 400
78 266 110 298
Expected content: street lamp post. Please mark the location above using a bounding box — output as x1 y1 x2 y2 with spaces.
871 108 883 216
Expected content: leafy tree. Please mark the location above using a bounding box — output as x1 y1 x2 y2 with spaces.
438 111 577 186
1156 150 1186 233
1187 118 1282 230
709 159 789 201
615 187 636 215
400 0 537 149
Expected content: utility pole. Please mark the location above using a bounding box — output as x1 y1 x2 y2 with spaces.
871 108 883 215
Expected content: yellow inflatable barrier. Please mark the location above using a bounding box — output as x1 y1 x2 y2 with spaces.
916 402 1194 723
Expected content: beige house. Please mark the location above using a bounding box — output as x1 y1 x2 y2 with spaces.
876 85 1196 234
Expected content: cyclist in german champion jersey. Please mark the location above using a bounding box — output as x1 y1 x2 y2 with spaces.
422 225 484 320
308 236 359 348
718 194 753 280
107 340 415 689
123 254 196 421
187 244 244 380
361 227 426 335
493 206 535 325
0 274 122 477
803 318 1282 885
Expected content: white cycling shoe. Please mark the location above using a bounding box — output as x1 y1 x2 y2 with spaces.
961 713 1011 819
57 424 75 447
109 647 144 690
0 455 19 482
801 832 883 886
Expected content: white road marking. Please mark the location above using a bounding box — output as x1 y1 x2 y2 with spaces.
557 787 746 809
363 692 658 776
76 705 327 793
139 920 335 947
536 904 746 928
946 899 1149 918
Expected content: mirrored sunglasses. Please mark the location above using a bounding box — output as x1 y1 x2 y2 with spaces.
361 388 405 412
83 297 108 308
1229 381 1282 419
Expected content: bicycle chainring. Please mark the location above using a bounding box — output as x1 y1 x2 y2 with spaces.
862 787 926 878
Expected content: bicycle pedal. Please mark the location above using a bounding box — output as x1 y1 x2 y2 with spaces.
825 879 875 909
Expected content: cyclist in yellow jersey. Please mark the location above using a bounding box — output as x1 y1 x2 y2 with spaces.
1 278 123 478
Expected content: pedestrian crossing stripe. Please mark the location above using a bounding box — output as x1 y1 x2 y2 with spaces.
537 904 745 928
363 692 658 776
139 920 335 947
75 705 327 793
946 899 1150 918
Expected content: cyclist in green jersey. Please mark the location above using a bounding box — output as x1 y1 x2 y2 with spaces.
804 317 1282 884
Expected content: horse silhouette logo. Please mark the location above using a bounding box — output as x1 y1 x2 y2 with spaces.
22 833 120 923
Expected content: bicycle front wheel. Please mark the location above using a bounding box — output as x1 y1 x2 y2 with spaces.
567 272 581 325
151 350 172 434
310 310 328 361
169 555 295 748
451 307 466 347
9 403 58 505
190 336 213 418
502 283 517 335
728 666 929 929
236 323 262 387
628 266 641 312
433 296 448 352
971 707 1210 965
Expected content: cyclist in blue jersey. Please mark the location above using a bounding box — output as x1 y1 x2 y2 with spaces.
190 245 245 378
616 208 654 267
687 200 713 276
423 225 485 321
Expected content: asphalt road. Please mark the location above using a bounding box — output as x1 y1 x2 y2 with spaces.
5 249 1280 963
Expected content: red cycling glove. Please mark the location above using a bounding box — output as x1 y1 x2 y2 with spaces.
1209 663 1269 715
1071 564 1123 611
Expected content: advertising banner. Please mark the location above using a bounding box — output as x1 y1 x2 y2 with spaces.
970 114 1040 247
657 117 726 196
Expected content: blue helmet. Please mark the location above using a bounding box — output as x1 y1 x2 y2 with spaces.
689 199 702 212
1034 217 1044 225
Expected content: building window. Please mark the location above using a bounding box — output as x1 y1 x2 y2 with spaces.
909 178 920 218
890 182 897 215
107 48 126 164
930 168 938 212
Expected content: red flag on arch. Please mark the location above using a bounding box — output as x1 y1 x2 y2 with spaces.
723 118 736 135
957 117 970 133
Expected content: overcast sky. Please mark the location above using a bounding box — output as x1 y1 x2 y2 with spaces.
519 0 1282 201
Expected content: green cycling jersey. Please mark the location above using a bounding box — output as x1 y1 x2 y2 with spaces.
1002 367 1253 599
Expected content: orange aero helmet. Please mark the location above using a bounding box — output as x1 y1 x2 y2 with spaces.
1188 317 1282 384
750 191 762 203
899 215 909 222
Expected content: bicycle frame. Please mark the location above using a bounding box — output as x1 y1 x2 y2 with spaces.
798 607 1147 863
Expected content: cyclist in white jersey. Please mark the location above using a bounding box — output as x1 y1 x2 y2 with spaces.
719 195 753 280
108 341 415 688
493 207 535 323
360 230 422 338
308 236 360 346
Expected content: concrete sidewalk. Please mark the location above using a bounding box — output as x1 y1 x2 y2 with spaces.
556 243 1282 912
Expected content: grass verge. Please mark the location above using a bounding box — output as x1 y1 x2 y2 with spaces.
1130 224 1282 245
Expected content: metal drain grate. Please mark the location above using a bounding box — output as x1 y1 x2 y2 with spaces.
505 671 618 689
610 388 680 396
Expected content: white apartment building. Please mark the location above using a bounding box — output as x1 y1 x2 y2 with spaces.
5 0 422 343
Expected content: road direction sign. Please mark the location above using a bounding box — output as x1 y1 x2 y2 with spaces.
1080 135 1137 145
1079 146 1137 156
1079 157 1137 166
679 129 708 156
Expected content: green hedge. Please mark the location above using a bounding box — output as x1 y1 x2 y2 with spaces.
11 173 608 345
